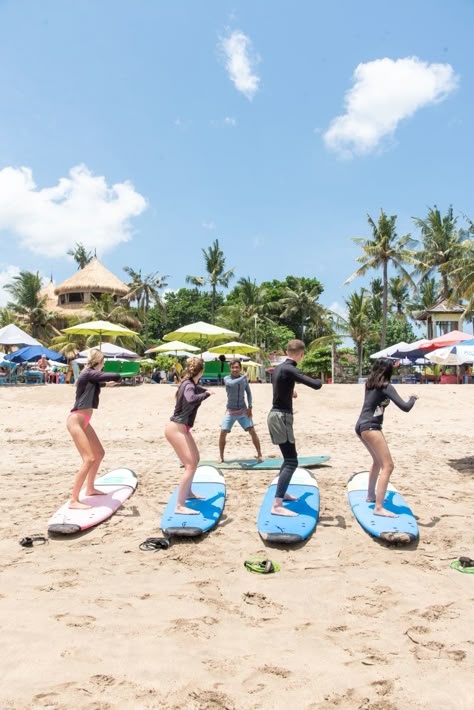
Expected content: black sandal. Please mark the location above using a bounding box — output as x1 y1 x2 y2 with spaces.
139 537 171 551
19 535 48 548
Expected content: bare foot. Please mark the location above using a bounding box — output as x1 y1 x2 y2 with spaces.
271 504 298 517
84 488 105 496
374 507 398 518
256 455 264 462
187 492 205 500
366 496 376 503
175 504 200 515
68 501 92 510
283 493 299 501
218 459 225 464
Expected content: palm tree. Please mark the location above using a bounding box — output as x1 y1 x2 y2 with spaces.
67 243 94 269
186 239 234 323
335 290 375 377
412 206 471 299
276 277 327 340
345 210 415 348
388 276 410 319
0 307 19 328
123 267 168 315
4 271 55 339
217 277 270 343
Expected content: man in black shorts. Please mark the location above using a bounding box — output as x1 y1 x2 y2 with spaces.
267 339 322 516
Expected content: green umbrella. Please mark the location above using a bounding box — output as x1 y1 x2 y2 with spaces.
208 340 260 356
62 320 138 345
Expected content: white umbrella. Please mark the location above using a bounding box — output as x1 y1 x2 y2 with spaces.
426 338 474 366
0 324 41 347
79 342 140 359
145 340 199 355
163 321 238 344
208 340 260 355
200 351 250 362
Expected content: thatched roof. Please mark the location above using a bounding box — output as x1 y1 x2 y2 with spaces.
54 258 129 296
40 280 92 318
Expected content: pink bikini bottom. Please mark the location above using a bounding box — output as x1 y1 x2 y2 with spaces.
69 410 92 428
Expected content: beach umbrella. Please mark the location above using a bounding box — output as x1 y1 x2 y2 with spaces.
208 341 260 356
62 320 138 344
390 338 433 360
425 330 472 349
163 321 238 344
145 340 199 355
0 324 41 347
369 341 410 359
5 345 66 363
200 351 250 362
426 338 474 366
79 342 140 360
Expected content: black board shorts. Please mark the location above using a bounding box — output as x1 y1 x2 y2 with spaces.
267 410 295 445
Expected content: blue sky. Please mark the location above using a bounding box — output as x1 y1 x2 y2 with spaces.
0 0 473 321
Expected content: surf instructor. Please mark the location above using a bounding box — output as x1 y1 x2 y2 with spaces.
219 360 263 463
165 356 213 515
267 339 322 516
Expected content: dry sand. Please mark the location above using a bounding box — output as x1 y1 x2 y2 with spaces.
0 381 473 709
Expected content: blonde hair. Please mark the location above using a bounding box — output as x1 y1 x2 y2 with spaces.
286 339 305 355
183 356 204 380
87 348 105 369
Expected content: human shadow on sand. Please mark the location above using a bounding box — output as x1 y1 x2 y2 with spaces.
447 456 474 476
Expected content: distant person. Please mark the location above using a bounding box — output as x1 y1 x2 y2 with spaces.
36 355 49 378
217 354 226 385
151 367 161 384
165 357 214 515
267 339 322 517
67 349 121 509
355 357 418 518
219 360 263 463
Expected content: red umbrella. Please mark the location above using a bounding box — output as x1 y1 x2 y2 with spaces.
421 330 471 350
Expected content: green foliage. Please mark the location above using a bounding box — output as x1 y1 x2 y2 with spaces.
67 243 94 269
300 348 331 377
152 288 224 338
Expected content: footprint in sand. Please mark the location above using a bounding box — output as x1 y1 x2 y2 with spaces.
405 626 466 661
185 689 236 710
242 591 284 611
257 664 291 678
53 613 96 628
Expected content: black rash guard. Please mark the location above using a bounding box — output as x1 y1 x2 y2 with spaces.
170 379 210 428
355 383 416 434
71 368 121 411
271 359 322 413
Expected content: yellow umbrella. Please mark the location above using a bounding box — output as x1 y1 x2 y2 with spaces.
63 320 138 345
145 340 199 355
163 321 238 344
208 341 259 355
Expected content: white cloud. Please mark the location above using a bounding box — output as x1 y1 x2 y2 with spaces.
220 30 260 100
0 264 20 307
224 116 237 126
328 301 347 319
324 57 459 158
0 164 147 258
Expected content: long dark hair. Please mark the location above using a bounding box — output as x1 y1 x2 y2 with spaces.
365 357 393 390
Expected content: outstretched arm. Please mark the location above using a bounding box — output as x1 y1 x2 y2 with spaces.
384 384 417 412
292 369 322 391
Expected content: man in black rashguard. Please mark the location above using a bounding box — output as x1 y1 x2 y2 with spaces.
267 339 322 516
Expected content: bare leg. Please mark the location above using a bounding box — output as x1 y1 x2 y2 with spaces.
360 430 397 518
165 422 202 514
358 433 381 502
83 425 105 495
67 414 99 509
246 427 263 461
218 429 228 463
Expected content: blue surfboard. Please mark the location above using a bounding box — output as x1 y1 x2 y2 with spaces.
257 468 320 543
161 465 225 537
198 455 330 470
347 471 419 543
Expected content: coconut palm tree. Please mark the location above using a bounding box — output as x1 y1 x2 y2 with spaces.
388 276 410 319
0 307 19 328
345 210 415 349
412 206 471 299
186 239 234 323
67 242 94 269
217 277 271 343
87 294 142 331
276 277 327 340
334 289 375 377
4 270 56 339
123 267 168 315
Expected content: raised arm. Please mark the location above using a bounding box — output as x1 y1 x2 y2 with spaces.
84 370 121 384
384 384 417 412
183 381 210 403
292 369 323 391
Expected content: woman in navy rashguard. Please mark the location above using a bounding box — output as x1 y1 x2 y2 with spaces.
67 349 121 509
165 357 213 515
355 358 418 518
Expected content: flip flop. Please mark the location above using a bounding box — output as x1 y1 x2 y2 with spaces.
139 537 171 551
19 535 48 548
450 557 474 574
244 557 280 574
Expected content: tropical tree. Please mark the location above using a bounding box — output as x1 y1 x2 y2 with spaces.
345 210 415 348
388 276 410 319
0 307 19 328
67 242 94 269
123 267 168 315
217 277 271 344
186 239 234 323
86 294 142 348
4 271 56 339
276 277 327 341
412 206 472 299
336 289 376 377
449 217 474 321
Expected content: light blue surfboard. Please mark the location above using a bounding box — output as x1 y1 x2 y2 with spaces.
161 465 226 537
257 468 320 543
347 471 419 543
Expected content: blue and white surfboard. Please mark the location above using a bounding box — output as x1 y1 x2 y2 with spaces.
161 465 225 537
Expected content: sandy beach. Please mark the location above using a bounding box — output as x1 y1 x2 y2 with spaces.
0 381 473 709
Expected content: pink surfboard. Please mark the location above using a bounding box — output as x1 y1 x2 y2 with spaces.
48 468 138 534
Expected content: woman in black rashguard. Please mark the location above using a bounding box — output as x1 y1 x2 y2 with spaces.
67 349 121 509
355 358 418 518
165 357 213 515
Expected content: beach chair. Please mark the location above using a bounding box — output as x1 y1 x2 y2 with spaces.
0 361 19 385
